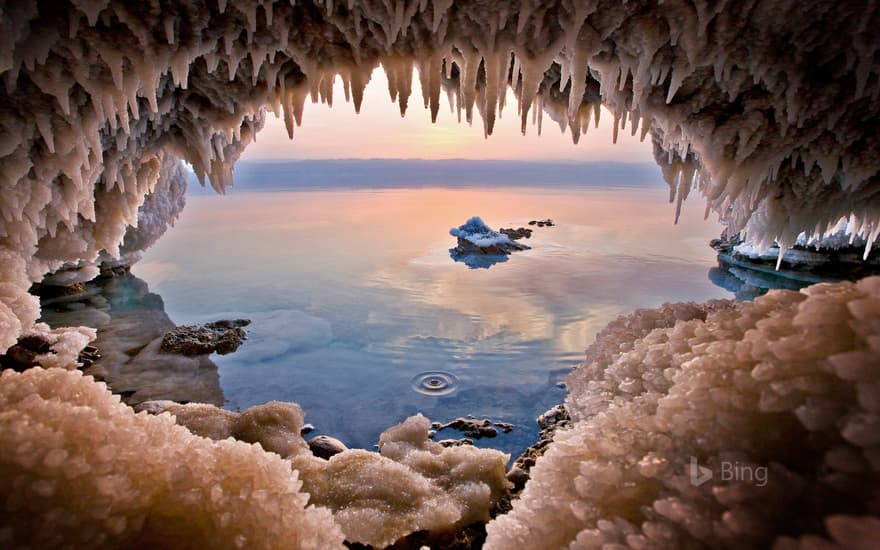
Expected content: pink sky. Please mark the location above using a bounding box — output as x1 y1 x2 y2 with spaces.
242 67 654 162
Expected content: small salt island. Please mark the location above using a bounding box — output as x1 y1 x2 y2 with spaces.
449 216 531 269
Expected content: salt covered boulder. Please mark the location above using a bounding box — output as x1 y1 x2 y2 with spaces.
449 217 530 268
167 403 511 547
450 217 531 256
0 368 343 549
292 414 510 547
165 400 311 459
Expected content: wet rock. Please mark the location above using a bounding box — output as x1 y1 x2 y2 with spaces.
499 227 533 240
30 281 87 300
300 423 314 436
494 421 514 434
134 400 177 414
0 335 52 371
506 466 529 491
434 417 511 439
437 438 474 447
528 219 554 227
308 435 348 459
159 319 250 356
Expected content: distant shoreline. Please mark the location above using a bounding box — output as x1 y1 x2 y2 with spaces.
187 158 665 194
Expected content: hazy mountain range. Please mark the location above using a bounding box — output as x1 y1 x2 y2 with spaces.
187 159 665 193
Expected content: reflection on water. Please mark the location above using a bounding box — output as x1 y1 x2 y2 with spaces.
136 185 731 457
449 250 510 269
39 272 224 406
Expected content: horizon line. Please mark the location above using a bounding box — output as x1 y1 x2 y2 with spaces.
236 157 657 164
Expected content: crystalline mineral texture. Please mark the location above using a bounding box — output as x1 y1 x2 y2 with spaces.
1 1 880 547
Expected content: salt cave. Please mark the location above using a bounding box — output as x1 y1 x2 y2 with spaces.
1 0 880 548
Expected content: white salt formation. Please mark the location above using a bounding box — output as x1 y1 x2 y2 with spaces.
165 403 510 547
163 401 311 458
1 1 880 547
485 278 880 548
0 368 343 548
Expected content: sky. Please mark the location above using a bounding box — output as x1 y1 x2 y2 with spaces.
241 66 654 162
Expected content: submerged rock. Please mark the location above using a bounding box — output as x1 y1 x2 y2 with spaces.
0 368 344 548
159 319 251 356
511 404 571 478
38 271 226 407
711 231 880 286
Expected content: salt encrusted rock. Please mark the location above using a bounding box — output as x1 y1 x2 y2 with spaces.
511 404 571 478
292 414 511 547
450 217 531 257
165 401 310 458
159 319 251 356
499 227 533 240
308 435 348 459
486 279 880 549
0 368 344 548
164 404 510 547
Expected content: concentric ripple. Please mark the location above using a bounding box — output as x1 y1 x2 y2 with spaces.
411 371 459 396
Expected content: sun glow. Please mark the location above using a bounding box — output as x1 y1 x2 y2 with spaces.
243 67 653 162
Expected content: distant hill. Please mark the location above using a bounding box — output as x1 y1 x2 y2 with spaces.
186 159 665 194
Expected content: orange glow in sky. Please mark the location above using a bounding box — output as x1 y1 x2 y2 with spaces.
242 67 654 162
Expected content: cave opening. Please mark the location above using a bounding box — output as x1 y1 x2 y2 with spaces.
2 2 880 549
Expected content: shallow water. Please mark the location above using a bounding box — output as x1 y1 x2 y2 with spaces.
134 183 731 458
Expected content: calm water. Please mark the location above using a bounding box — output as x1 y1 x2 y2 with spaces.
134 184 731 457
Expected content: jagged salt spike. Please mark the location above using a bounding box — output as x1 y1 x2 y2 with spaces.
432 0 453 33
34 113 55 154
397 63 412 117
865 224 880 260
458 47 480 124
163 16 175 45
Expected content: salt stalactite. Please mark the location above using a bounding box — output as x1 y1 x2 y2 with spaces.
1 1 880 546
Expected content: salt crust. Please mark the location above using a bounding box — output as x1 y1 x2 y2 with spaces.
485 277 880 549
165 402 510 547
0 368 344 549
3 0 880 351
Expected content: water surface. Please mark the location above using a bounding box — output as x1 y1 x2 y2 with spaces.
135 184 730 457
